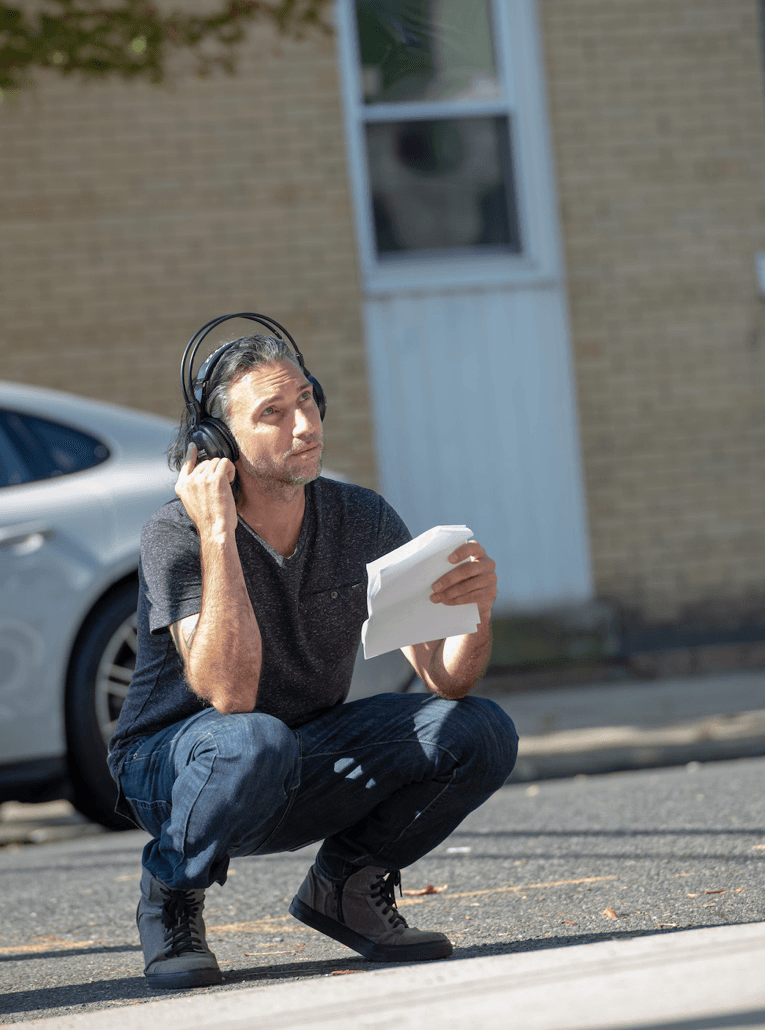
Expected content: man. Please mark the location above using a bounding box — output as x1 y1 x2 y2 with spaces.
109 332 518 991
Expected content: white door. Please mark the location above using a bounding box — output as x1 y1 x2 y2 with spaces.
337 0 592 612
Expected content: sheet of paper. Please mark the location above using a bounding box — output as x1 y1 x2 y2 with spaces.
361 525 481 659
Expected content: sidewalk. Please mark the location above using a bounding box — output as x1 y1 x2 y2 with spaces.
9 921 765 1030
481 665 765 782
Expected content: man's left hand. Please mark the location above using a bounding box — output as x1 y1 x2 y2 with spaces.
429 541 497 623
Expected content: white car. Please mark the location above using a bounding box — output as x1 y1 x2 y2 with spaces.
0 382 414 829
0 382 178 828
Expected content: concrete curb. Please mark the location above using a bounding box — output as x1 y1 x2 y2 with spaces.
510 709 765 781
8 922 765 1030
481 667 765 781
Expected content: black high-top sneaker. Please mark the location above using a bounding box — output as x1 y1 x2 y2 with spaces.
136 869 223 989
290 865 453 962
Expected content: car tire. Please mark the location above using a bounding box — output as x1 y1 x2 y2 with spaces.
65 580 138 830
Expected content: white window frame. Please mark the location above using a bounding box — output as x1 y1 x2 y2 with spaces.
335 0 563 295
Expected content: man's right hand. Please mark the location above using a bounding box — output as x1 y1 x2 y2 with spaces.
175 443 238 539
171 442 261 714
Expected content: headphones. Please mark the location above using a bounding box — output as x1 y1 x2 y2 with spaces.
180 311 327 463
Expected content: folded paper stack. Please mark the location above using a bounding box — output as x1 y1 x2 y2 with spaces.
361 525 481 659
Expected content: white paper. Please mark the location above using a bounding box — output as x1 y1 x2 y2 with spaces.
361 525 481 659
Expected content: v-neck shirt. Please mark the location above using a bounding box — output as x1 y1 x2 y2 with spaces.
108 476 411 778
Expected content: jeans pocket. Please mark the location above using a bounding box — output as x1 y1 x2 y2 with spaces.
125 798 171 836
119 738 174 836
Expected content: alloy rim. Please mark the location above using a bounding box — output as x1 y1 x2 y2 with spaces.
94 612 137 747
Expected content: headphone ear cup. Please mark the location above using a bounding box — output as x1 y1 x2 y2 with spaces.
309 376 327 421
190 417 239 463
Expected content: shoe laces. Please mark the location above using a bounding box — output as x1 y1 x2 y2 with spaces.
370 870 407 929
160 887 206 958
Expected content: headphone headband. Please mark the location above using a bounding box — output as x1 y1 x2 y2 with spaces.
181 311 311 420
180 312 326 465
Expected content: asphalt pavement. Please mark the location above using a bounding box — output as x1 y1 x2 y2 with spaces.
2 665 764 1028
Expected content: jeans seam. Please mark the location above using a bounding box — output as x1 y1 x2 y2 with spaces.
375 765 458 868
170 731 218 881
246 730 304 855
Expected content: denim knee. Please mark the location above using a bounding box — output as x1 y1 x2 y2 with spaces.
450 696 519 788
204 711 299 795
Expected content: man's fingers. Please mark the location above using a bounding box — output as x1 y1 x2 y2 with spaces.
431 552 497 604
432 574 497 605
176 444 236 507
447 540 484 565
176 442 198 481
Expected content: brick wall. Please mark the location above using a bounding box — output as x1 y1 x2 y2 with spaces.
5 0 765 631
540 0 765 626
0 17 377 488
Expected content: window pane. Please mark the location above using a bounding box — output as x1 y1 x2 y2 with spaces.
356 0 500 105
0 423 32 487
16 413 109 476
367 115 521 256
0 410 109 483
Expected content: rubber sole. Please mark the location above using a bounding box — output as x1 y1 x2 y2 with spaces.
145 965 224 990
289 895 453 962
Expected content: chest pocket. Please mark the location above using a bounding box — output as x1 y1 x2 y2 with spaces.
300 581 367 661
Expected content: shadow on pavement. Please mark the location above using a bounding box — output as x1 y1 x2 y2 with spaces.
0 943 141 965
614 1009 765 1030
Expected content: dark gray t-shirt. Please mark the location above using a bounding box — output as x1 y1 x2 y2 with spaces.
107 477 410 779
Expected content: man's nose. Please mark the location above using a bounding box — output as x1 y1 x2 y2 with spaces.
294 404 317 436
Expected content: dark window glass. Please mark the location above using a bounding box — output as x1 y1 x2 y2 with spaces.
0 410 110 487
367 115 521 256
0 423 33 487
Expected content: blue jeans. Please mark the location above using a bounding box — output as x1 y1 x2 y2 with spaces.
118 693 518 890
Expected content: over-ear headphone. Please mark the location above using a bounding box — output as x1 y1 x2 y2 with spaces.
180 312 327 463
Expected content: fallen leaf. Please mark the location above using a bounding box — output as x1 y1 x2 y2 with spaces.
562 919 577 925
602 906 618 919
403 884 448 896
704 889 726 895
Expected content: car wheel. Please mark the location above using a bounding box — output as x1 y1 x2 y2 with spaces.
65 580 138 830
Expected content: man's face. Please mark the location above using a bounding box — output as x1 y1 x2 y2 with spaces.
226 359 324 490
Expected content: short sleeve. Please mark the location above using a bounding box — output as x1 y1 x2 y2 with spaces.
139 504 203 634
375 496 412 560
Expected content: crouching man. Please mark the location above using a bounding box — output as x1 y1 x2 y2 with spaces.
108 332 518 989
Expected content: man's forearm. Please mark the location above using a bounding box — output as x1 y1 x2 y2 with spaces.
185 530 262 713
438 619 493 695
408 619 493 700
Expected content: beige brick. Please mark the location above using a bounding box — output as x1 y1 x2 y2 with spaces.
542 0 765 622
0 20 375 487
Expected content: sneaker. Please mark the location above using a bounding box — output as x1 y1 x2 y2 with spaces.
289 865 453 962
136 870 223 989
